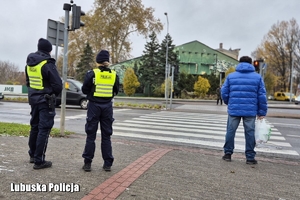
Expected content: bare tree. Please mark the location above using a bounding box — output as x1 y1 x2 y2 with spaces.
255 18 300 92
0 61 24 84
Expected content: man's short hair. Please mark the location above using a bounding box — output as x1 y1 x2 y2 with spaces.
239 56 252 64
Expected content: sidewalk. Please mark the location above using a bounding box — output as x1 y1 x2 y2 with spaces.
1 134 300 200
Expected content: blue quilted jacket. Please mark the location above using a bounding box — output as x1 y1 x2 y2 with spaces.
221 62 267 117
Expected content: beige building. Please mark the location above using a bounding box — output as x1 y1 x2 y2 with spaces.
216 43 240 60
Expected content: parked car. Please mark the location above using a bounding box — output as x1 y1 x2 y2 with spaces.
0 92 4 100
273 92 296 101
295 95 300 105
56 79 88 109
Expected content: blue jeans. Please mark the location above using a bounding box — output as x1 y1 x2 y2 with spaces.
223 115 256 160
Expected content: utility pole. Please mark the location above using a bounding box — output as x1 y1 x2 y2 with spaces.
290 54 294 102
170 66 175 109
164 12 169 110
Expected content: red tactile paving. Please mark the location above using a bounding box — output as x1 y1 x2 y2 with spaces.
81 148 172 200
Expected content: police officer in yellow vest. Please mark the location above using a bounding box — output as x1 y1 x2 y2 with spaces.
82 50 119 172
25 38 62 170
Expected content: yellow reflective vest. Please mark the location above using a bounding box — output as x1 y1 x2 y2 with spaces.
26 60 47 90
93 68 116 97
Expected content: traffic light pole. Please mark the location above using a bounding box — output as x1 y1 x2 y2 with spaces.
60 4 71 136
59 2 85 136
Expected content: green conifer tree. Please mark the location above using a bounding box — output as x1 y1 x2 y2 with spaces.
75 43 94 82
139 31 160 95
157 34 180 96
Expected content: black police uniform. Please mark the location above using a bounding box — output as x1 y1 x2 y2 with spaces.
81 66 119 168
25 50 62 166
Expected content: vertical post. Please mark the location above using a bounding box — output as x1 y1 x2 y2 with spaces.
219 72 222 86
290 54 294 102
214 53 218 72
259 63 263 76
164 12 169 110
261 63 267 80
60 6 70 136
170 66 175 109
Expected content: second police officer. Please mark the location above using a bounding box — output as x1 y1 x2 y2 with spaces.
81 50 119 172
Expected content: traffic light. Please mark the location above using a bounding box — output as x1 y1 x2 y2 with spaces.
72 4 85 30
253 60 260 72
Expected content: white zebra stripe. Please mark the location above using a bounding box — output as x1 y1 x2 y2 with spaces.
113 125 290 147
125 118 281 135
114 122 286 142
54 109 132 122
112 131 299 156
110 111 299 156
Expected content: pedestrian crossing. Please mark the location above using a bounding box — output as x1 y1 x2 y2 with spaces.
112 111 299 156
54 109 132 122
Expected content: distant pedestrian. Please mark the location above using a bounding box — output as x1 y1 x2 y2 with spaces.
26 38 63 169
81 50 120 172
216 85 222 105
221 56 267 165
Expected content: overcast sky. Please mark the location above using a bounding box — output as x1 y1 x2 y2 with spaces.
1 0 300 71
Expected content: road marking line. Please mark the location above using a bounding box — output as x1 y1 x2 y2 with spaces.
119 119 282 135
113 127 292 147
112 132 299 155
53 109 131 122
114 109 132 112
113 123 286 142
287 134 300 138
271 122 300 127
81 148 172 200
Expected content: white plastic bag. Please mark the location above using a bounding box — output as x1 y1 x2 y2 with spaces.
255 118 271 144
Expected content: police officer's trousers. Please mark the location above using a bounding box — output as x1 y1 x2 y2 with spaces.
28 102 55 165
82 101 114 167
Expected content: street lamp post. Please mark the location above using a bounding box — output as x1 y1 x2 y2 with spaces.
164 12 169 109
289 54 294 102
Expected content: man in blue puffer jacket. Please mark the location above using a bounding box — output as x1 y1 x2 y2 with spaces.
221 56 267 165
